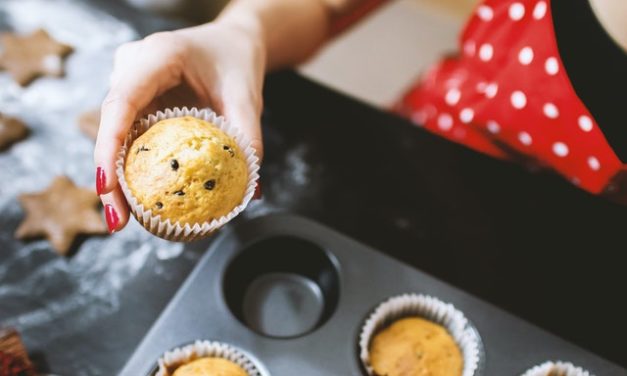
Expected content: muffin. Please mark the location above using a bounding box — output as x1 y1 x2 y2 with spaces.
154 340 261 376
369 317 462 376
124 116 248 225
360 294 482 376
171 357 248 376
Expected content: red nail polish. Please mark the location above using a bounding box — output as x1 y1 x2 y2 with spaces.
253 182 262 200
96 166 106 195
105 204 119 233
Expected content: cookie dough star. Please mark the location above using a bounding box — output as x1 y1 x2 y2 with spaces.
0 113 29 151
15 176 108 255
0 28 73 86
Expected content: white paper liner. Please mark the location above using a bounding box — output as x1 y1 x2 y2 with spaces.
154 340 263 376
115 107 260 241
520 361 594 376
359 293 483 376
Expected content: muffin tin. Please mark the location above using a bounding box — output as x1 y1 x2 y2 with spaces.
119 214 626 375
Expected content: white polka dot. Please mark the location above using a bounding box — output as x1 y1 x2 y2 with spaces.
578 115 593 132
411 111 426 125
552 142 569 157
463 40 476 57
485 83 498 98
438 113 453 131
533 1 547 19
476 81 487 93
487 120 500 134
518 131 532 145
588 156 601 171
543 103 559 119
479 43 494 61
477 5 494 21
545 57 559 75
518 46 534 65
445 88 461 106
509 2 525 20
459 108 474 123
510 91 527 109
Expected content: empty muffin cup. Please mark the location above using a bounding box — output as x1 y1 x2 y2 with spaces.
154 340 264 376
520 361 594 376
359 293 483 376
115 107 260 241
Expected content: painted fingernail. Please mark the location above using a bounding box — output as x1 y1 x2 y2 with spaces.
253 182 262 200
96 166 106 195
105 204 119 233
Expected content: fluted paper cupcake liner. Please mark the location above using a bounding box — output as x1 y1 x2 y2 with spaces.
359 293 483 376
115 107 260 241
521 361 594 376
154 340 264 376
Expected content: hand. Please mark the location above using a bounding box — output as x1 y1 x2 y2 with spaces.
94 22 266 233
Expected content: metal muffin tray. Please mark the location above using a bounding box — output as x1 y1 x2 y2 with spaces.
119 214 626 375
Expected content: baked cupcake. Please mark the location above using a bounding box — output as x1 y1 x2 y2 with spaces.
155 340 262 376
359 294 482 376
116 108 259 241
369 317 462 376
171 357 247 376
520 361 593 376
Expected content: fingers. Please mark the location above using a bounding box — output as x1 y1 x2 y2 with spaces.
221 79 264 163
100 185 130 233
95 32 187 196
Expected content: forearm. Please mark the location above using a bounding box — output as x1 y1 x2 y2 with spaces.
216 0 358 70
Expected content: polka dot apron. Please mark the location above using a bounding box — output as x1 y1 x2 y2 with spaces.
396 0 623 197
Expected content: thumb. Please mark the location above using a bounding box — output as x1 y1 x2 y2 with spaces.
221 84 264 164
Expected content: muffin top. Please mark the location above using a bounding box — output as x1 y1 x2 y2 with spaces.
171 357 247 376
369 317 462 376
124 116 248 225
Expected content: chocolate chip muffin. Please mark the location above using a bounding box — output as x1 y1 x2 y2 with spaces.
369 317 463 376
171 357 248 376
124 116 248 225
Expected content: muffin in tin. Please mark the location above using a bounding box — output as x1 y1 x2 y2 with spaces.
155 340 262 376
359 294 482 376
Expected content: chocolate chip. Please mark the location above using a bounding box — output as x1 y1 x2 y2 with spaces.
204 179 216 190
155 202 163 209
223 145 235 157
170 159 179 171
136 145 150 154
173 190 185 196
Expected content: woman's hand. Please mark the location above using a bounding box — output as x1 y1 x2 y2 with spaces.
94 21 266 233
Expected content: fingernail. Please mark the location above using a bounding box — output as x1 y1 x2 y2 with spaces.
105 204 119 233
96 166 106 196
253 182 262 200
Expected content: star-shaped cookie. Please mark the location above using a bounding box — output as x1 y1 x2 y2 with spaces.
77 109 100 140
15 176 107 255
0 113 29 151
0 28 73 86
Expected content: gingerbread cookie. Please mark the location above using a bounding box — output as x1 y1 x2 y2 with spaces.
77 109 100 140
0 327 36 376
0 28 73 86
0 113 29 151
15 176 108 255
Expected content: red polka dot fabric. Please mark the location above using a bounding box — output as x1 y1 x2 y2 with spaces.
396 0 622 194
